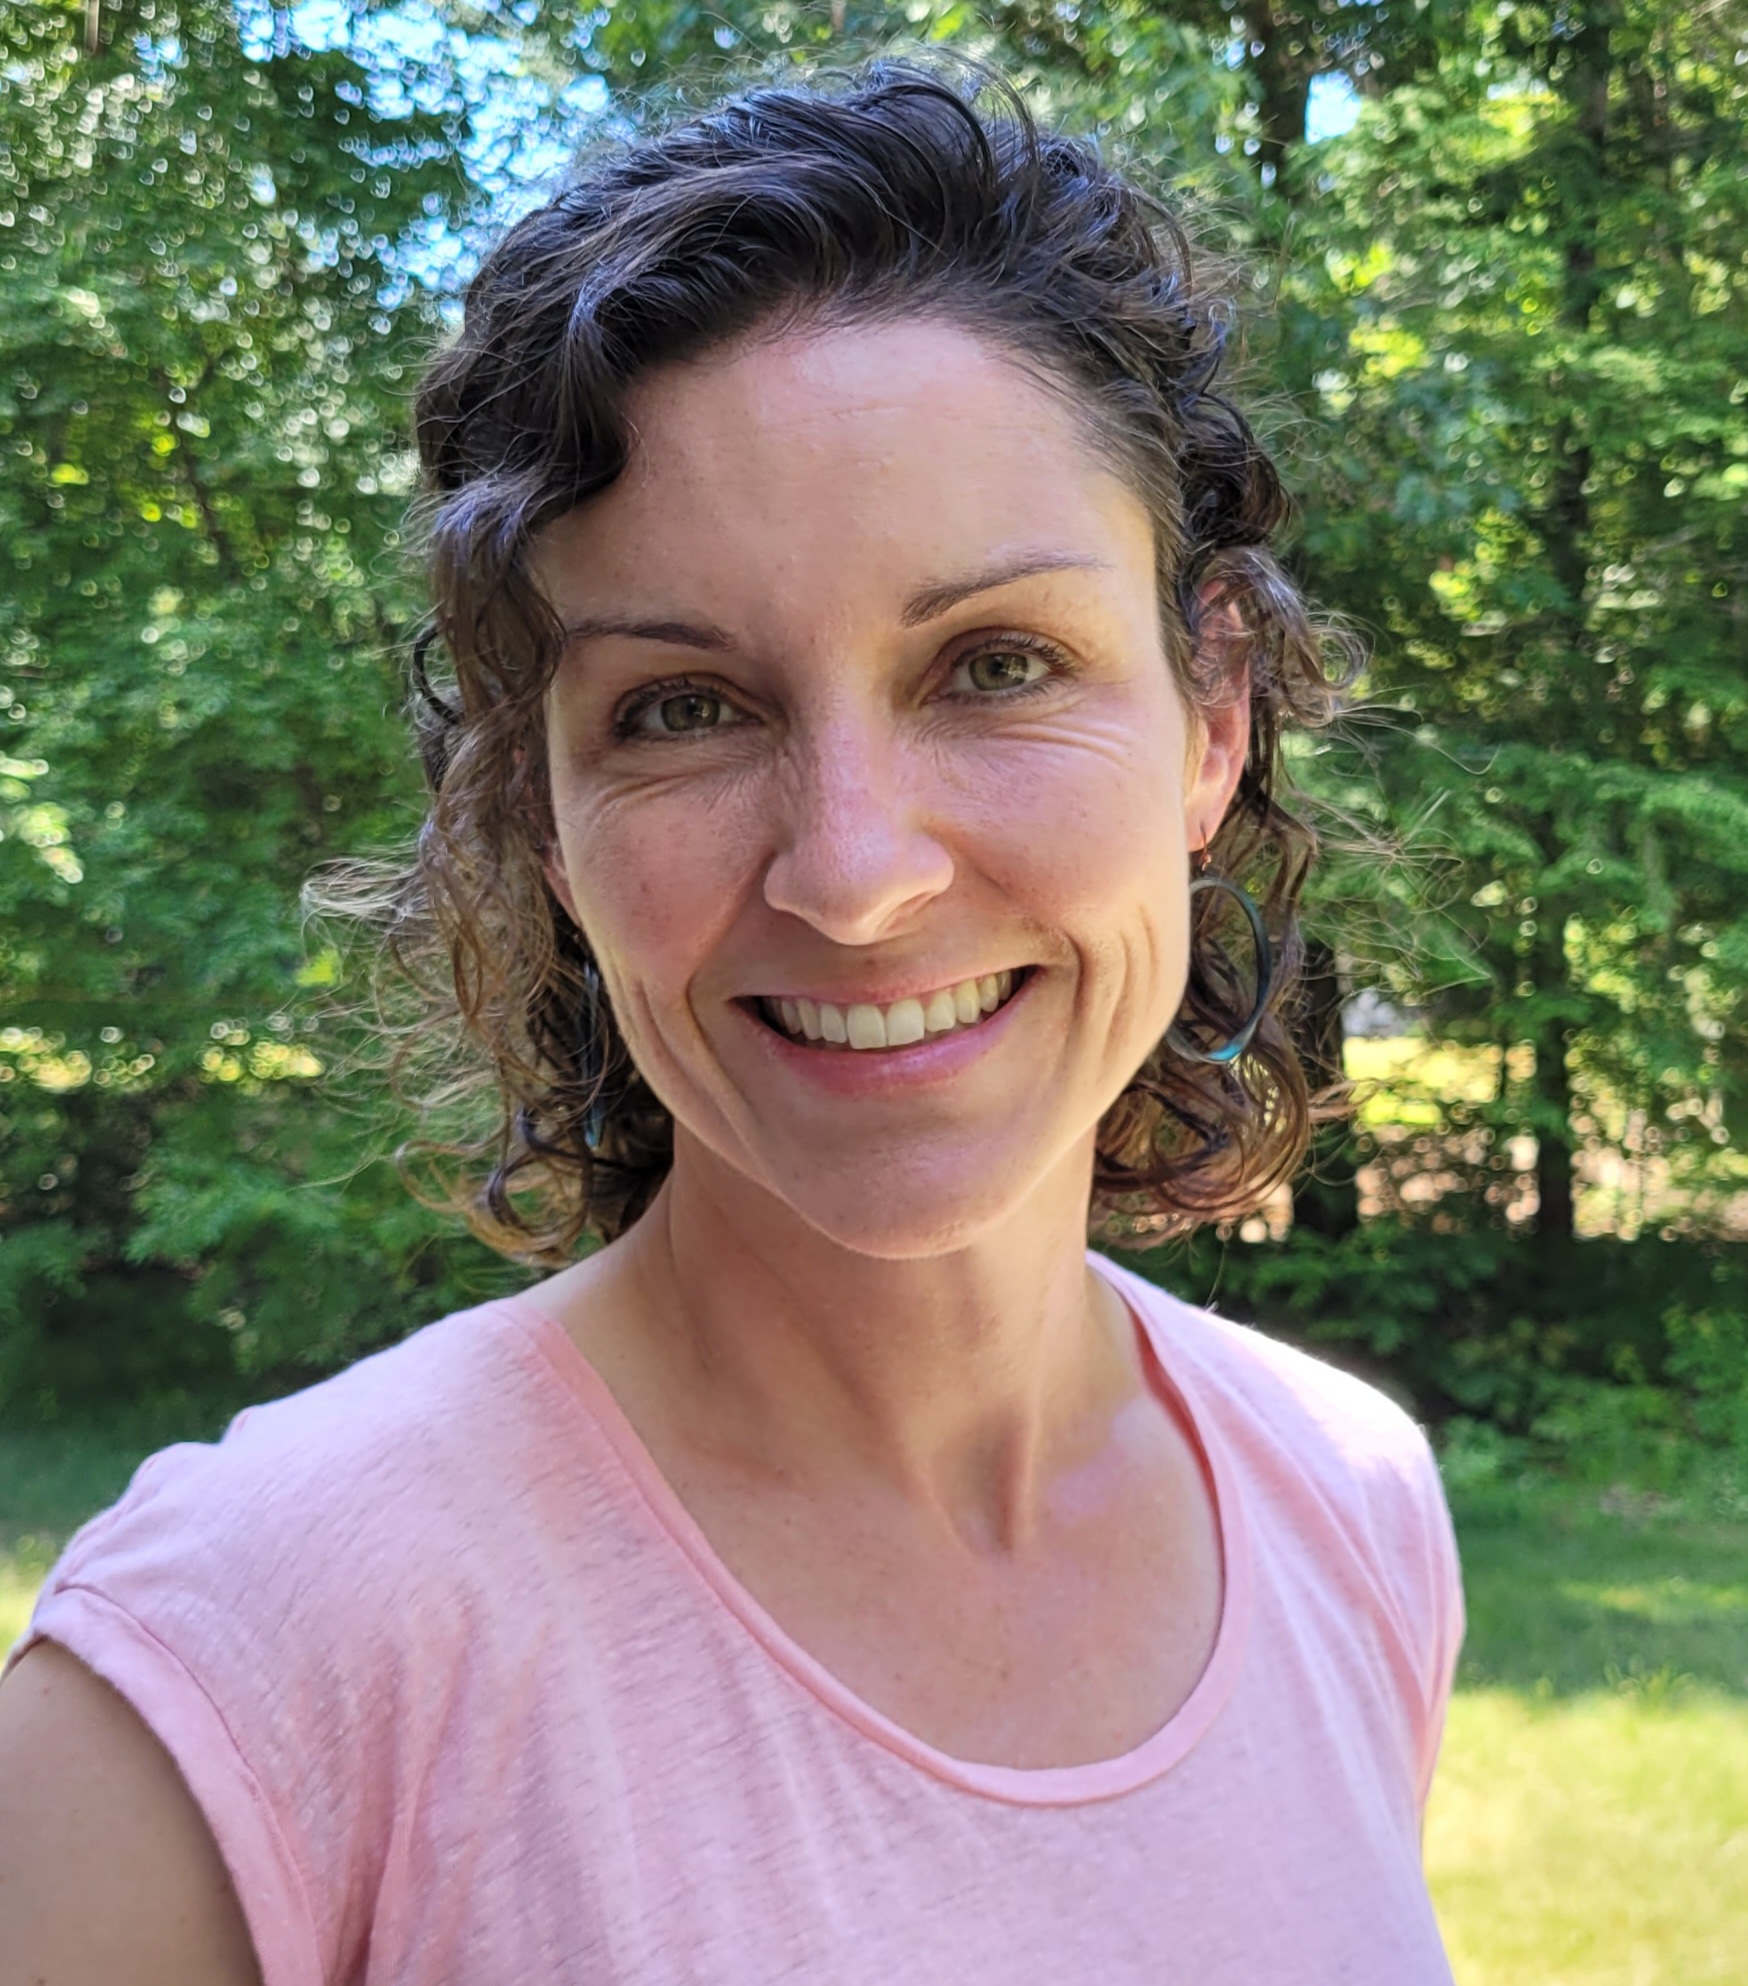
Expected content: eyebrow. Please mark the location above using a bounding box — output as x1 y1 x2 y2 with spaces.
557 551 1113 652
557 614 734 652
897 550 1114 627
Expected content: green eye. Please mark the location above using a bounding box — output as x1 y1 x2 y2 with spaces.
660 693 725 731
631 690 744 735
958 648 1052 694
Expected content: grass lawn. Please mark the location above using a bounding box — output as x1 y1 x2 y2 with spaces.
1429 1690 1748 1984
1424 1480 1748 1982
4 1421 1747 1978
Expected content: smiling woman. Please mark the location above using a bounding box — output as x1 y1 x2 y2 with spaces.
394 67 1348 1258
523 315 1264 1261
0 60 1461 1986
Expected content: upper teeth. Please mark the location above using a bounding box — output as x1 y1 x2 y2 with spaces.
766 972 1016 1051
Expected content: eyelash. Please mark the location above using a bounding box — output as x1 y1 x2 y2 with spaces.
946 632 1068 700
612 675 726 740
609 635 1072 741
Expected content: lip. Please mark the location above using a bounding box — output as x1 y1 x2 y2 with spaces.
734 967 1037 1095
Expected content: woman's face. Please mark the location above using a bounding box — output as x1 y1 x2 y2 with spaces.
536 318 1247 1255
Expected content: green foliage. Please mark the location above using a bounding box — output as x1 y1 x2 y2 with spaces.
0 0 513 1415
1131 1227 1748 1490
1278 4 1748 1235
0 0 1744 1421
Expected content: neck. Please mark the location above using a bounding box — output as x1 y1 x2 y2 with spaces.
601 1130 1144 1550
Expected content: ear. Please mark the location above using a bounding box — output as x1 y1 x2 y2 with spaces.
543 842 583 926
1182 586 1251 852
525 733 584 926
540 806 587 929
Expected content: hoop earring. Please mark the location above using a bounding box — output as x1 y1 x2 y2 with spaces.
577 961 612 1152
1166 872 1275 1067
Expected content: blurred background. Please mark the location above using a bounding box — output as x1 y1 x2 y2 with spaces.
0 0 1744 1976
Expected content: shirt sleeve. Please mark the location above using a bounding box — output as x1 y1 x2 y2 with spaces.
3 1415 400 1986
12 1574 325 1986
1407 1433 1466 1820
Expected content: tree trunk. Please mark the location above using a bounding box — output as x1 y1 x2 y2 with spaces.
1241 2 1314 187
1531 989 1577 1241
1292 938 1361 1238
1524 4 1613 1243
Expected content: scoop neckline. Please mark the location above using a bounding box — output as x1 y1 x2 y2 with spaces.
498 1253 1252 1809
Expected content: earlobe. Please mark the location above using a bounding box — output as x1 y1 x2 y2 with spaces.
1204 675 1251 800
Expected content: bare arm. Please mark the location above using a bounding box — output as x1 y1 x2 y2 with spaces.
0 1639 262 1986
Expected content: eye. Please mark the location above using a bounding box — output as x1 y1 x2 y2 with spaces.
946 640 1061 698
620 685 750 738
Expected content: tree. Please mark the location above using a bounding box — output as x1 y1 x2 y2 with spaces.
1284 1 1748 1236
4 0 1742 1424
0 0 513 1415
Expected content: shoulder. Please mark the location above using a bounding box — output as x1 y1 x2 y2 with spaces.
5 1295 594 1756
3 1297 571 1986
1099 1252 1433 1482
1097 1253 1464 1726
38 1302 537 1617
0 1639 263 1986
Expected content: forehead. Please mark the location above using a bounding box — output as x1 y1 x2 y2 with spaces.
536 318 1154 612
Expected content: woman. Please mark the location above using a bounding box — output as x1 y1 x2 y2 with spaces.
0 63 1462 1986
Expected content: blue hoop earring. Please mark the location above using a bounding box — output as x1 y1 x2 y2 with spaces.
1166 872 1275 1067
577 961 612 1151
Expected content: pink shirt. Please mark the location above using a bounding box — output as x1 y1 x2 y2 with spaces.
9 1254 1463 1985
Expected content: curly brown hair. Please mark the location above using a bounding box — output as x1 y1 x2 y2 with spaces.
317 59 1352 1265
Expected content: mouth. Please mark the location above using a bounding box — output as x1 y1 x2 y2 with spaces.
750 970 1028 1052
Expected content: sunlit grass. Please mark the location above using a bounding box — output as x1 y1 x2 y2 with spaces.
1428 1688 1748 1985
1426 1481 1748 1980
1558 1577 1748 1626
0 1544 48 1655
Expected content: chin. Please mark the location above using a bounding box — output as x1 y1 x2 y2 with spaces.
754 1138 1073 1261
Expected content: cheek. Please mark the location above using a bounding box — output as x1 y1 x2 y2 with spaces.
955 706 1189 933
550 778 761 1017
950 710 1195 1058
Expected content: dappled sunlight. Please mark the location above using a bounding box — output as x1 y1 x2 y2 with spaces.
1342 1036 1748 1240
1557 1577 1748 1628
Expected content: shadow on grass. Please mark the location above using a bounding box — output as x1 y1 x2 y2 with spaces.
0 1398 245 1556
1451 1481 1748 1700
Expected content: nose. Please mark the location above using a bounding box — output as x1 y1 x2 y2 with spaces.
762 716 955 947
